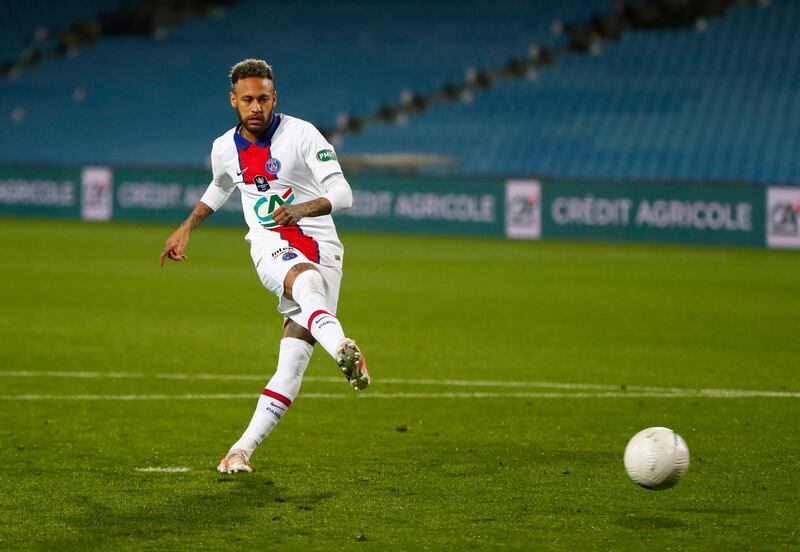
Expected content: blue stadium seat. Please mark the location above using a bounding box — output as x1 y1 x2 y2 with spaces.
1 0 599 165
2 1 128 64
340 0 800 183
0 0 797 183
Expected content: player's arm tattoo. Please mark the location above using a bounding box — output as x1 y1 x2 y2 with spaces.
183 202 215 230
273 198 332 226
296 198 332 218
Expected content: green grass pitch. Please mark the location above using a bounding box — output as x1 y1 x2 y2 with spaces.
0 218 798 550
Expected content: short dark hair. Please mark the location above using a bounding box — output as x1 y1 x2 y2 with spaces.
229 59 274 87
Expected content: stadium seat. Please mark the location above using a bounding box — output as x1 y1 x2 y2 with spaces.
340 0 800 183
0 0 797 183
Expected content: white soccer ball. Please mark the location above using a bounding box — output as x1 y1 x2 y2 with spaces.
624 427 690 490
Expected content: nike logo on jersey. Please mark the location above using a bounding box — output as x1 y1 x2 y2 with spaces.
237 167 248 176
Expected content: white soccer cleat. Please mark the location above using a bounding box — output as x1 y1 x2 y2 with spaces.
217 449 252 474
336 338 370 391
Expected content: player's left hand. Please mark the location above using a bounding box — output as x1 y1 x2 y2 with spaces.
159 226 190 266
272 204 304 226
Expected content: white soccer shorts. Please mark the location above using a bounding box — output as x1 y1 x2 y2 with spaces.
251 241 342 318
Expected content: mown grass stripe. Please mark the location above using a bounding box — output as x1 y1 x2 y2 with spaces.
1 370 797 397
0 390 797 400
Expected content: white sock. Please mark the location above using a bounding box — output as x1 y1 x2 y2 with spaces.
289 270 347 359
230 337 313 459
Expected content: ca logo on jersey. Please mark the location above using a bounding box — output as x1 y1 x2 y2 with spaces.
254 188 296 228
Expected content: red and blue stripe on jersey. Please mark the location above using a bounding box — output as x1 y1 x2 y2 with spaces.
233 115 282 185
272 224 320 263
234 114 320 264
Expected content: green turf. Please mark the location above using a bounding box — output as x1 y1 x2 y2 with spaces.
0 218 798 550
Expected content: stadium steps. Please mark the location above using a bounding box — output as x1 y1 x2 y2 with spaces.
338 0 800 183
0 0 797 184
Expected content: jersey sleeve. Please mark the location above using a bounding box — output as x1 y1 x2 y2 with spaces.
301 123 344 185
199 141 236 212
321 173 353 213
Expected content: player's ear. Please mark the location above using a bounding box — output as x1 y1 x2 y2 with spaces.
272 89 278 107
230 91 237 108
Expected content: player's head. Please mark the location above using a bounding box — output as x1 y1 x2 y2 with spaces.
229 59 278 136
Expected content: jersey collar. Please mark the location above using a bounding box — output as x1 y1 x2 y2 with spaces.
234 113 282 150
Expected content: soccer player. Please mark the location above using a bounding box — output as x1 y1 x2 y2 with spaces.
159 59 370 474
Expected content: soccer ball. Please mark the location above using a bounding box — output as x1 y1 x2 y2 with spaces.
624 427 690 490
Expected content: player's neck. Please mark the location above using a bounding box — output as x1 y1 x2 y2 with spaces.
239 113 274 143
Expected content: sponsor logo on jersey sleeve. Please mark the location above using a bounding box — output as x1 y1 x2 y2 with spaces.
316 149 337 162
281 251 298 261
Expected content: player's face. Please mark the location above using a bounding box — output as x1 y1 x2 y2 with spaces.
230 77 278 137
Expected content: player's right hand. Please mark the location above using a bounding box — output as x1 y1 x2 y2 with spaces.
159 227 190 266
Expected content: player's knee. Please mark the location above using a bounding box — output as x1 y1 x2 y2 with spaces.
285 264 323 299
283 319 316 344
295 269 325 295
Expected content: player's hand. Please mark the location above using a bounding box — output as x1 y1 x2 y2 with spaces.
272 204 304 226
159 226 190 266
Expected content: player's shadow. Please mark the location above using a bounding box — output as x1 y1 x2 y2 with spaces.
41 472 338 548
616 514 688 529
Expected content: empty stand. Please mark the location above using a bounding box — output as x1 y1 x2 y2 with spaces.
0 0 797 183
340 0 800 183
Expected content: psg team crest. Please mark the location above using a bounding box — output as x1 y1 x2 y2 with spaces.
265 158 281 175
253 175 270 192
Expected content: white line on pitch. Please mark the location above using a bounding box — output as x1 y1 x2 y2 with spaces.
0 390 798 401
135 467 191 473
0 370 144 379
0 393 255 401
1 370 798 398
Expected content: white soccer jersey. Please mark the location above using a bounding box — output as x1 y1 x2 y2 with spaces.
200 114 346 267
